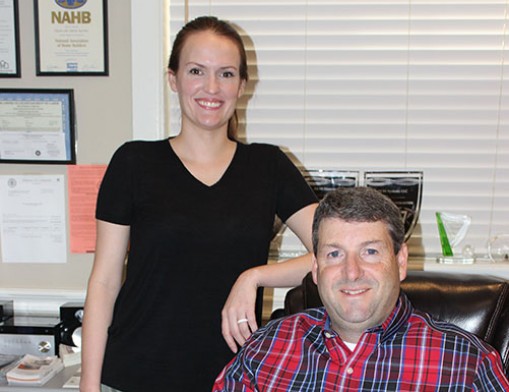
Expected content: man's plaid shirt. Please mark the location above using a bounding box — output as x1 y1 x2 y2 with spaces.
213 293 509 391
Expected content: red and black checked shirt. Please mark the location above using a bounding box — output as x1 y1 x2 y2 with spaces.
213 294 509 391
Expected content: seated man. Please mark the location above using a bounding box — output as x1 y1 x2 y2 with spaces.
213 187 509 391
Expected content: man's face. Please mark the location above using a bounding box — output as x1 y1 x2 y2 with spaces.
312 218 407 342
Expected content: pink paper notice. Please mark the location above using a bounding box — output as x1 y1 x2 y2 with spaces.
68 165 107 253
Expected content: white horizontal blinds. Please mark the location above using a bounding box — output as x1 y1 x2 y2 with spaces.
405 2 509 259
168 0 509 259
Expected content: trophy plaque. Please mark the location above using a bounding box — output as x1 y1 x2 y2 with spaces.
303 170 359 199
435 211 474 264
270 170 359 256
364 171 423 242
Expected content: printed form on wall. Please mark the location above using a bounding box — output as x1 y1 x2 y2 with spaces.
0 174 67 263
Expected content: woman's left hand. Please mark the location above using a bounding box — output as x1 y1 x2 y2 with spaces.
221 269 259 353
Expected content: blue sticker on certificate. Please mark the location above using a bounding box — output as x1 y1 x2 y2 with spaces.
0 89 76 164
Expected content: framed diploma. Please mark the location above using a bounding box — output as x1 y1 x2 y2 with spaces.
34 0 108 76
0 89 76 164
0 0 21 77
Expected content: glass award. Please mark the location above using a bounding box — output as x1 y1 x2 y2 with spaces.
303 170 359 199
487 234 509 263
435 211 475 264
364 171 423 242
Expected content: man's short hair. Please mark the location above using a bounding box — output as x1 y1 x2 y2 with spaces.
312 187 405 255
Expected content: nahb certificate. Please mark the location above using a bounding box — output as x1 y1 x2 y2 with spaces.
0 175 67 263
35 0 107 74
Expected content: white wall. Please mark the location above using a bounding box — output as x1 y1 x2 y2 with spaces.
0 0 142 315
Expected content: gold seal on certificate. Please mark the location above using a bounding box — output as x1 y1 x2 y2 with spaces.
34 0 108 75
364 171 423 242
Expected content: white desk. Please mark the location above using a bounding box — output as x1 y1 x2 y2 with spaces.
0 365 79 392
424 258 509 280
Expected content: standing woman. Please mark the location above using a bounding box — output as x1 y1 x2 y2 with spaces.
80 16 318 392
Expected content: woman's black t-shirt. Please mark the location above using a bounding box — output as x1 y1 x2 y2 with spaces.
96 139 317 391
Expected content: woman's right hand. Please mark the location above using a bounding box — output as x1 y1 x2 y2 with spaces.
221 268 260 353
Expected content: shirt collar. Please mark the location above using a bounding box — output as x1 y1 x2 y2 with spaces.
378 291 413 340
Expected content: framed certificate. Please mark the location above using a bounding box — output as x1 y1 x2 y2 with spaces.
0 89 76 164
0 0 21 77
34 0 108 76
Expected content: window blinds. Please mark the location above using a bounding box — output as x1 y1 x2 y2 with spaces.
168 0 509 259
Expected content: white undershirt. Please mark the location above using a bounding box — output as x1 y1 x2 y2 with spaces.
344 341 357 351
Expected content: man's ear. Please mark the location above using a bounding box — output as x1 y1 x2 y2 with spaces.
311 254 319 285
397 243 408 282
168 70 178 92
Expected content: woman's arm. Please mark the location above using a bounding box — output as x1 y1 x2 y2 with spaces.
221 203 317 352
80 220 130 392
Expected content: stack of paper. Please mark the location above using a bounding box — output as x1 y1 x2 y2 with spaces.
59 344 81 367
6 354 63 386
0 354 22 385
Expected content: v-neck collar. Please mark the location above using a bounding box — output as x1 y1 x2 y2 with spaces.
166 138 240 189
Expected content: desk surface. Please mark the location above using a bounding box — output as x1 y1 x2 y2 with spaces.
424 258 509 280
0 365 79 391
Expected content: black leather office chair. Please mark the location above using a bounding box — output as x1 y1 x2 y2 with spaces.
271 270 509 376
